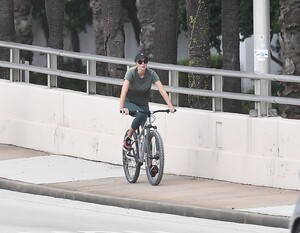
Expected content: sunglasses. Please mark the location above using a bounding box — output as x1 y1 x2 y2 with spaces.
137 59 148 64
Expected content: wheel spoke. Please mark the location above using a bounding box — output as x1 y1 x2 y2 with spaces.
145 130 164 186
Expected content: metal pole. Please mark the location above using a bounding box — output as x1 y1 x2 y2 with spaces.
212 75 223 112
169 70 179 106
87 60 96 94
47 53 57 88
253 0 271 116
10 48 20 82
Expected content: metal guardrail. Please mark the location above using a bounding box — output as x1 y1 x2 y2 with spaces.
0 41 300 116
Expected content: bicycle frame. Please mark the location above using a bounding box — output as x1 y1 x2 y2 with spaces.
121 108 174 185
136 115 156 163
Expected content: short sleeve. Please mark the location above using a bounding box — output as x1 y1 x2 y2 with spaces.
124 67 135 82
150 69 160 83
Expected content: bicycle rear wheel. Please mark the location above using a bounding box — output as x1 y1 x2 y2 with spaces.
145 130 164 186
122 131 141 183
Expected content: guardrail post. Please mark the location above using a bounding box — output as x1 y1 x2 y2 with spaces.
20 59 30 83
212 75 223 111
47 53 57 88
10 48 20 82
169 70 179 106
87 60 96 94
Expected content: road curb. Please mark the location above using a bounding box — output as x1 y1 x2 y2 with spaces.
0 177 289 229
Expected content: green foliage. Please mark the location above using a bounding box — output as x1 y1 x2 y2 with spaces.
271 81 280 96
29 60 87 92
239 0 253 40
60 59 87 92
240 80 281 114
209 0 222 53
177 59 189 107
64 0 92 32
179 0 222 53
241 100 255 114
178 0 187 33
240 0 280 41
29 73 47 86
177 59 189 66
270 0 280 34
31 0 92 33
211 54 223 69
198 0 280 52
239 86 254 114
177 54 223 107
31 0 45 19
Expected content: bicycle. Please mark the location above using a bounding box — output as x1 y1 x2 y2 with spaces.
121 109 175 186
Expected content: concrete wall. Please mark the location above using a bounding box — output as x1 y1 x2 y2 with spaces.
0 79 299 190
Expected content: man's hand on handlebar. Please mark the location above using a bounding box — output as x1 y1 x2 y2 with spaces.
169 106 176 113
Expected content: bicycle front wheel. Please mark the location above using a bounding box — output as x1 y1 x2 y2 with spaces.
146 130 164 186
122 131 141 183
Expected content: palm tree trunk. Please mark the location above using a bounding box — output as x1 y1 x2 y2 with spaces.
278 0 300 119
153 0 178 103
14 0 33 63
186 0 211 109
90 0 107 95
45 0 64 87
90 0 105 72
102 0 126 97
222 0 242 113
0 0 15 79
45 0 64 67
136 0 155 59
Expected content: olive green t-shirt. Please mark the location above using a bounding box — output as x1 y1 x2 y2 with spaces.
124 67 159 104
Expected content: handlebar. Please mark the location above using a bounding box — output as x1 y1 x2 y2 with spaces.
120 109 176 115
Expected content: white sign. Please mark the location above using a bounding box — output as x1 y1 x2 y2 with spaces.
255 49 269 61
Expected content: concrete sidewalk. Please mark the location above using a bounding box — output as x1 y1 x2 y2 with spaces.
0 144 299 229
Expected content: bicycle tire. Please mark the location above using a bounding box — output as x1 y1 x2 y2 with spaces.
145 130 164 186
122 130 141 183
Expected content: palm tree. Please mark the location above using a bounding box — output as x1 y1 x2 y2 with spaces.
136 0 155 59
154 0 178 65
186 0 211 109
90 0 105 76
153 0 178 103
278 0 300 119
45 0 64 67
0 0 15 80
44 0 64 87
14 0 33 63
102 0 125 97
222 0 242 113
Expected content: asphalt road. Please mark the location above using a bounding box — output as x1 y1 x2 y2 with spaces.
0 189 288 233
